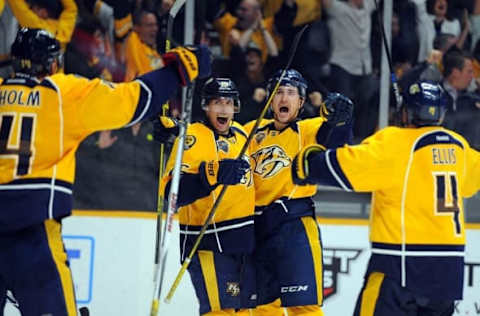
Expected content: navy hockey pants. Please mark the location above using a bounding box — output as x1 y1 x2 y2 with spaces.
255 216 324 308
188 250 256 315
0 219 77 316
353 272 455 316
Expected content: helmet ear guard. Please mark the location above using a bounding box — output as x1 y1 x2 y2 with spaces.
201 77 241 113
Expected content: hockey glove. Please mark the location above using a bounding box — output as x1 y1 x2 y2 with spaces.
320 92 354 127
152 116 179 143
317 93 354 148
292 144 326 185
162 45 211 86
199 159 250 188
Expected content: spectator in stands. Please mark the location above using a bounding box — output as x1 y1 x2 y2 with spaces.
413 0 470 62
437 50 474 129
399 33 457 92
323 0 378 141
0 2 18 78
230 40 279 124
214 0 279 63
125 9 162 81
64 17 123 81
441 50 480 149
7 0 77 47
372 2 419 78
73 120 160 211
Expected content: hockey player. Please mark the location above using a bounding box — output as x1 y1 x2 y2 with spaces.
158 78 256 315
244 69 354 315
292 80 480 316
0 28 210 315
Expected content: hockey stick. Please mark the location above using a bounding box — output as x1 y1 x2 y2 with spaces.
164 24 310 303
373 0 402 111
150 82 195 316
153 0 187 285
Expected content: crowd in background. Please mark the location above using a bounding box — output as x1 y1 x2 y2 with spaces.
0 0 479 210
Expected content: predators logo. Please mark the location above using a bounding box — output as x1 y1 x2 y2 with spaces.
240 155 253 186
251 145 291 178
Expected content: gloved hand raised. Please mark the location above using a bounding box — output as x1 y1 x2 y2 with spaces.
152 116 179 143
162 45 212 86
199 159 250 188
292 144 326 185
320 92 354 127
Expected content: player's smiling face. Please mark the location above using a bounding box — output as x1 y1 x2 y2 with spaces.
271 85 304 126
205 97 235 135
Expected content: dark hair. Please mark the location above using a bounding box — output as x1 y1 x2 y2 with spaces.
29 0 62 18
132 9 156 26
442 50 472 77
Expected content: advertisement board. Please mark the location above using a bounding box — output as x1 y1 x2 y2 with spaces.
4 213 480 315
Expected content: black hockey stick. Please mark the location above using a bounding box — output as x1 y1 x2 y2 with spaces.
164 24 310 303
373 0 402 111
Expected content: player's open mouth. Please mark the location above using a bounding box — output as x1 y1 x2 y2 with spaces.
217 117 228 125
280 106 289 113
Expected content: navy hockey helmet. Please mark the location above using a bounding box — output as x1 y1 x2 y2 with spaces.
11 28 62 77
403 80 448 126
201 77 241 112
266 69 308 99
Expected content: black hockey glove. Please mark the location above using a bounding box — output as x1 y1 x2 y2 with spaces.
152 116 179 143
199 159 250 188
316 93 354 148
292 144 326 185
321 92 354 127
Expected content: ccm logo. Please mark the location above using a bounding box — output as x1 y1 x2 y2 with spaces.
280 285 309 293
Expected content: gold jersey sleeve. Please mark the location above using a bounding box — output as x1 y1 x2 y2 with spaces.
335 128 401 192
463 146 480 198
51 73 143 133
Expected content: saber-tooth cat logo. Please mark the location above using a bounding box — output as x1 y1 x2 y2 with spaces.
251 145 291 178
323 248 362 299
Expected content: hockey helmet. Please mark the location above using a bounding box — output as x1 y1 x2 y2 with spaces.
11 28 62 77
201 77 241 113
266 69 308 99
403 80 447 126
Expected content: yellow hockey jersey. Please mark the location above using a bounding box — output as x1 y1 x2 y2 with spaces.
244 117 329 241
245 117 326 206
0 66 183 232
161 122 255 255
324 126 480 299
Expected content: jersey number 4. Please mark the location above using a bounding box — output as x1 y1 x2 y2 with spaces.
0 113 35 177
433 172 461 236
